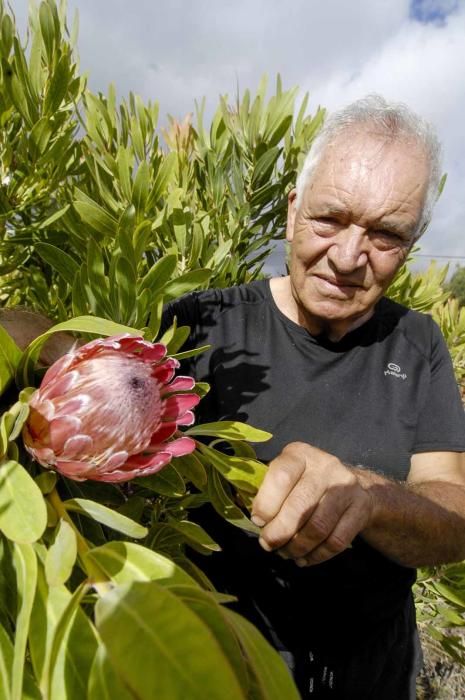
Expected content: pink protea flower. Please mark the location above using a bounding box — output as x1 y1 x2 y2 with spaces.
23 334 199 483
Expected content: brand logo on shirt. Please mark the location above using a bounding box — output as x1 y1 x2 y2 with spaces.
384 362 407 380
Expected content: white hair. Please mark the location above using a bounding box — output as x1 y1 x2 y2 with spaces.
295 95 443 240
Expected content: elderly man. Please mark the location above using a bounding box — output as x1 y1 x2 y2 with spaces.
162 95 465 699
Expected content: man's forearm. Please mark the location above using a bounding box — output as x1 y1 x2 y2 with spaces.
355 468 465 567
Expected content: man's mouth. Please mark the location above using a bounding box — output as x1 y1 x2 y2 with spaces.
313 274 364 295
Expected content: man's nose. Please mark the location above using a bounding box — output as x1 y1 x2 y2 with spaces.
326 225 369 273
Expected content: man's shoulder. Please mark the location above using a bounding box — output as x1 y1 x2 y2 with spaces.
378 296 438 356
191 279 268 307
161 279 269 330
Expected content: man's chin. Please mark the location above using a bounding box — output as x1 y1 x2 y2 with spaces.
296 296 375 337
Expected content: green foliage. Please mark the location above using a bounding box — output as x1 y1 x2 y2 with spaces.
447 265 465 307
0 0 465 691
387 255 449 312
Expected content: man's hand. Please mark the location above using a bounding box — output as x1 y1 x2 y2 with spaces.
251 442 374 566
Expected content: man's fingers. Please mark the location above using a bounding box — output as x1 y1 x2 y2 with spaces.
296 503 369 566
251 450 306 526
279 489 351 558
259 475 330 551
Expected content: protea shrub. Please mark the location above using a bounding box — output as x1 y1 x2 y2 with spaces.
23 334 199 482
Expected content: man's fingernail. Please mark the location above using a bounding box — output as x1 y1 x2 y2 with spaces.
258 537 272 552
296 558 307 567
251 515 265 527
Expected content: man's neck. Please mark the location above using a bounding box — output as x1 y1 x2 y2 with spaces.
269 276 374 342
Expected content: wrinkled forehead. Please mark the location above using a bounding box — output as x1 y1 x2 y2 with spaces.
314 128 430 182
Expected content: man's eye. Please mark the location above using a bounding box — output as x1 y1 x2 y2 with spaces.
312 217 342 232
315 217 339 226
371 230 409 250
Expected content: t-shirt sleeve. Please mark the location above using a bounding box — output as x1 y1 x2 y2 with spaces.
412 318 465 453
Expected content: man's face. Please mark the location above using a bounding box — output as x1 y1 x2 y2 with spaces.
286 132 430 339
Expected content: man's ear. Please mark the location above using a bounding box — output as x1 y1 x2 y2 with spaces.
286 188 297 243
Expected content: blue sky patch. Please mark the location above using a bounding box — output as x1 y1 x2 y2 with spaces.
410 0 459 24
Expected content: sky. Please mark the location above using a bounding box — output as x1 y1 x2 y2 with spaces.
12 0 465 276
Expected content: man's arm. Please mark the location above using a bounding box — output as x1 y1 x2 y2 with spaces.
251 442 465 568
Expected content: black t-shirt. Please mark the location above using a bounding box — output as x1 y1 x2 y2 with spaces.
161 279 465 696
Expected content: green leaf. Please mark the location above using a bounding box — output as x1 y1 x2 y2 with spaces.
95 580 245 700
207 469 259 535
171 344 211 361
44 53 70 114
87 646 133 700
30 117 52 156
223 608 301 700
172 452 207 489
85 541 199 588
132 160 150 215
432 582 465 608
187 421 272 443
35 471 57 495
162 269 212 301
115 256 137 323
169 585 250 694
139 254 177 295
116 146 133 201
45 520 77 586
0 324 22 396
0 460 47 543
29 563 95 698
64 498 148 539
11 542 38 700
1 15 14 56
0 621 13 700
251 147 281 187
44 582 95 699
147 151 177 208
198 444 267 494
39 2 55 60
0 399 30 459
167 520 221 552
74 195 118 238
135 464 186 497
35 243 79 287
163 325 190 355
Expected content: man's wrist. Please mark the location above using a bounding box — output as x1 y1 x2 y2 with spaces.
351 466 394 530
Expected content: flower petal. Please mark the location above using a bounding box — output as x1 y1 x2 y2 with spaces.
163 436 196 457
122 452 173 471
137 342 167 362
166 376 196 392
26 445 56 466
42 370 79 401
40 352 75 389
63 434 93 459
49 416 81 453
104 450 129 470
54 394 90 417
55 459 95 480
153 358 179 385
92 451 174 482
175 410 195 427
162 394 200 421
148 422 177 446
